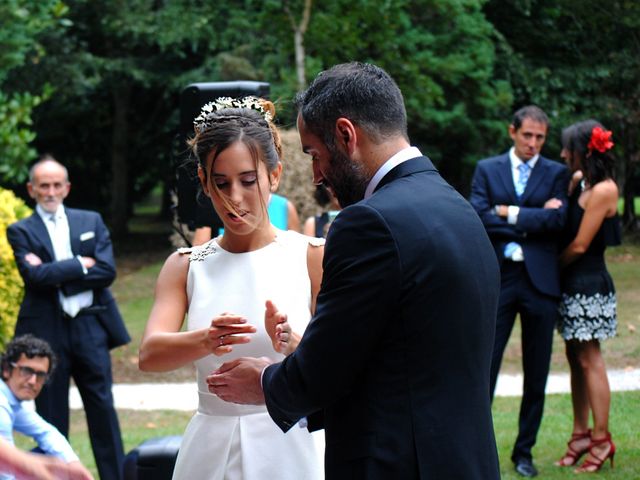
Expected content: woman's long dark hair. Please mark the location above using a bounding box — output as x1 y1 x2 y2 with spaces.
564 119 615 186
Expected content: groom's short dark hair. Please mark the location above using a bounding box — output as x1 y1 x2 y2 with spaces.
294 62 408 147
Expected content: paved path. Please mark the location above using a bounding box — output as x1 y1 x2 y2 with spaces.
65 369 640 411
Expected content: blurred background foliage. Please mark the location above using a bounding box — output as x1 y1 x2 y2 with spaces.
0 0 638 237
0 188 32 346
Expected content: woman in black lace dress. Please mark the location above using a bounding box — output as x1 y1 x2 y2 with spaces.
555 120 620 473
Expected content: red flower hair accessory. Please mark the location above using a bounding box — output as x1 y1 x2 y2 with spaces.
587 126 614 154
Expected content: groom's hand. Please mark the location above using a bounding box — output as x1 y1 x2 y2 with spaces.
207 357 272 405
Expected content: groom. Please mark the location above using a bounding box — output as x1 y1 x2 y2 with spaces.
207 62 501 479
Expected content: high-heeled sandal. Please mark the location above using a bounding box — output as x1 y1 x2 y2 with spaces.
555 429 591 467
575 432 616 473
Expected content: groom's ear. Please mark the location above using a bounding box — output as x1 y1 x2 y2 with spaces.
335 118 357 155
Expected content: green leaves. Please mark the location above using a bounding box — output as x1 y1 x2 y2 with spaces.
486 0 640 226
0 1 66 182
0 1 68 80
0 89 52 182
1 0 636 226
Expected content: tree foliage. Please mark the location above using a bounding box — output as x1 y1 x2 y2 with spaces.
485 0 640 228
0 1 67 182
254 0 511 191
1 0 509 227
8 0 271 236
0 188 32 346
1 0 637 232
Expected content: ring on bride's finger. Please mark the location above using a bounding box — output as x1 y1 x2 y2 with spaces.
219 336 225 346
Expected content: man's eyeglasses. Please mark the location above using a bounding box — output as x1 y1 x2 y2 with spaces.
10 362 49 383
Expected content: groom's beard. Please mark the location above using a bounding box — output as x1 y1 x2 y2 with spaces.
325 146 369 208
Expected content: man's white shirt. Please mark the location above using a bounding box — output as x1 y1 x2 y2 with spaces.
36 204 93 316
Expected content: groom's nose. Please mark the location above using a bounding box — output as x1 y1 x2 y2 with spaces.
312 162 325 187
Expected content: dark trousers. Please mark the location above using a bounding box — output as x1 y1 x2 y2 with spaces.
36 313 125 480
489 261 558 462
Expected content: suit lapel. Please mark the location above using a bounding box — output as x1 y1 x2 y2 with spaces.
27 213 56 261
520 158 546 204
497 155 518 204
66 208 81 255
374 156 437 193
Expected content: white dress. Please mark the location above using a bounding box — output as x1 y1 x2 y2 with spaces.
172 229 324 480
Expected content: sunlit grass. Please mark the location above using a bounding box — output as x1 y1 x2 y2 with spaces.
15 409 192 478
499 242 639 374
15 392 639 479
617 197 640 215
494 391 639 479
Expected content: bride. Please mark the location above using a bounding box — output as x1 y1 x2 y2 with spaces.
138 96 324 479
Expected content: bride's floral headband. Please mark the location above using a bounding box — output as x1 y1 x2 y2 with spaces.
193 96 273 134
587 126 614 155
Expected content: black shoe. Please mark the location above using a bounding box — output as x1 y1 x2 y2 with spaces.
513 457 538 477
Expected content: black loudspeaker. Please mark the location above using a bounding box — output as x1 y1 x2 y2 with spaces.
175 81 270 230
122 435 182 480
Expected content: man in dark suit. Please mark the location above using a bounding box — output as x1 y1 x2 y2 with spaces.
6 155 130 480
470 106 570 477
207 62 501 479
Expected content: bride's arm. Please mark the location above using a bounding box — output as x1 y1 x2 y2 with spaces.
138 252 208 371
138 252 255 372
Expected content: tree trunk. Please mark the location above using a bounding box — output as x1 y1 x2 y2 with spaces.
285 0 312 91
623 188 636 230
109 85 132 238
160 179 173 220
618 119 639 232
294 29 306 91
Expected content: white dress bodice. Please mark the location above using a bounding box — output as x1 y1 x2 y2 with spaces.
172 229 324 480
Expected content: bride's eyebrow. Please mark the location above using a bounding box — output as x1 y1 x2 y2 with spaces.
212 170 257 177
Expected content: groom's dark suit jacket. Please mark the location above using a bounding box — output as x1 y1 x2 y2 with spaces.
263 157 501 479
7 207 129 349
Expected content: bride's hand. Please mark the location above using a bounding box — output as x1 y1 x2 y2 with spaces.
206 313 256 356
264 300 300 355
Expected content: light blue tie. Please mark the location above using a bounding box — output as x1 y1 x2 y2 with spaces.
515 162 531 198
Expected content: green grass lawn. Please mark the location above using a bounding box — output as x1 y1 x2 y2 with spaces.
15 409 193 478
15 391 639 479
500 242 640 374
618 196 640 216
494 391 640 479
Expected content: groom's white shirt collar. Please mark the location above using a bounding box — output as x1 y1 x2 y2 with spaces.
364 146 422 199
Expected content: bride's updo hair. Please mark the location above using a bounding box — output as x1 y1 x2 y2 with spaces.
189 97 281 175
187 97 282 214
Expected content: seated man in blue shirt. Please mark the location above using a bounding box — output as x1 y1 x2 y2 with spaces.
0 335 92 480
